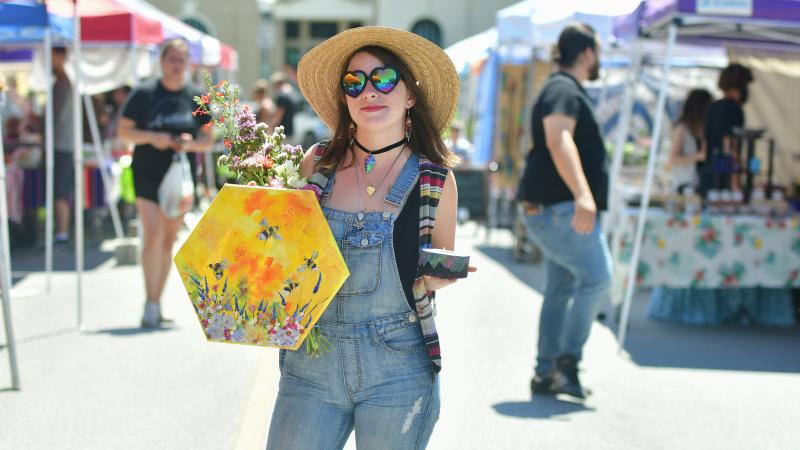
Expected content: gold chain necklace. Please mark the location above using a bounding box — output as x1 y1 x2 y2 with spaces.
352 145 405 229
355 144 405 198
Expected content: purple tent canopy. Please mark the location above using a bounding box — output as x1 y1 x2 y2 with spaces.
645 0 800 24
0 49 33 62
614 0 800 49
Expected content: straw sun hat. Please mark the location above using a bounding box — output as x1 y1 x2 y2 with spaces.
297 26 459 134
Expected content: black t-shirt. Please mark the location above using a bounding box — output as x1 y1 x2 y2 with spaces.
704 98 744 158
517 72 608 210
276 93 296 137
122 80 210 181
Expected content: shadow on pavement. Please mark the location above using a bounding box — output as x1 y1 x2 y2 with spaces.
477 242 800 374
493 396 595 420
622 298 800 373
87 326 179 337
0 327 76 350
474 244 545 293
10 244 116 285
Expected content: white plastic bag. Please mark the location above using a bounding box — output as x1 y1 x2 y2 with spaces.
158 153 194 218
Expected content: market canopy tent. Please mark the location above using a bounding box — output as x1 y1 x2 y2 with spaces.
0 0 68 391
612 0 800 350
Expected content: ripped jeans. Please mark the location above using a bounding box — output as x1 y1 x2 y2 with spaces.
266 313 440 450
266 204 439 449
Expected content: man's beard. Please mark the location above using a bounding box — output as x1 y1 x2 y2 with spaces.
588 59 600 81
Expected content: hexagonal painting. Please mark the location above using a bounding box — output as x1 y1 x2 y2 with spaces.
174 184 349 349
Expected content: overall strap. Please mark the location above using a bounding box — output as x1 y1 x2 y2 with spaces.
384 152 420 207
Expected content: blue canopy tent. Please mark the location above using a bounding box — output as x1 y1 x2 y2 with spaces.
612 0 800 350
0 0 74 390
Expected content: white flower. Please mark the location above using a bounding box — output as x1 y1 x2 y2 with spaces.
287 175 307 189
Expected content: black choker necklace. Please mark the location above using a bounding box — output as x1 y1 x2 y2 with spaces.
354 137 406 174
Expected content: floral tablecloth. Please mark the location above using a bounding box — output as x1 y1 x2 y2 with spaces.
616 210 800 288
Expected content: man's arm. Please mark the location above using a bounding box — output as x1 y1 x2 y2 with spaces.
543 113 596 234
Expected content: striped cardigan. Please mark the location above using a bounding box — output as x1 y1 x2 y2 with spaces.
412 160 449 374
309 143 450 374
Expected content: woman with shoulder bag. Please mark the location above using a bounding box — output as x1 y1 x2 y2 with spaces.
117 39 214 328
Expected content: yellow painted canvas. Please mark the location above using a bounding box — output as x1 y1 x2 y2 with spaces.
173 184 349 349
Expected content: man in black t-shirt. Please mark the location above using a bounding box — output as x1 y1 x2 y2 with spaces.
517 24 611 400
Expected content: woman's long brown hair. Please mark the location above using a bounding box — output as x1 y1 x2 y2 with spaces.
316 46 458 171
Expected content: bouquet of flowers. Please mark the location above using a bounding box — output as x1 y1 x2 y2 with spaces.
192 72 309 190
189 71 332 356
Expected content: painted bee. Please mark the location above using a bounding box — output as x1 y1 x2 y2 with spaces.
257 218 282 243
282 278 300 296
298 251 319 272
207 259 229 280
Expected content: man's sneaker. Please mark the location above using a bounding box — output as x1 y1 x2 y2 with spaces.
530 373 558 395
555 355 591 399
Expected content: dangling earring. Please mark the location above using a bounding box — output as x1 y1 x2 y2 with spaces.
348 122 356 147
404 110 412 142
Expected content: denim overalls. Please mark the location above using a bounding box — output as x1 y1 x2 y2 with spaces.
266 153 440 450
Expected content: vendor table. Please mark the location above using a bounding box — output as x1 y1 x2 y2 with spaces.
615 209 797 326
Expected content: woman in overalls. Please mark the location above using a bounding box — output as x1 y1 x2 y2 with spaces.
266 27 471 449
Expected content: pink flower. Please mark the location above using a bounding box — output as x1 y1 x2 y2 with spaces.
299 184 322 202
269 179 284 188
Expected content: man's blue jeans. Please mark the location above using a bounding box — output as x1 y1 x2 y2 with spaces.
521 201 612 376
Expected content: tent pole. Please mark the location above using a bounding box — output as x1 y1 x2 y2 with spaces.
604 40 642 237
607 40 643 313
82 95 124 240
44 29 55 294
617 23 677 352
72 1 84 330
0 107 22 390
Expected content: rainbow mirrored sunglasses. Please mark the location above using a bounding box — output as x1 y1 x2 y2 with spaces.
340 66 402 98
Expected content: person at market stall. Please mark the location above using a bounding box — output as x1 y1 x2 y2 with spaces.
516 23 611 400
117 39 213 328
700 63 754 195
264 26 475 449
251 78 275 125
51 46 75 251
666 88 712 194
267 71 297 142
445 120 474 166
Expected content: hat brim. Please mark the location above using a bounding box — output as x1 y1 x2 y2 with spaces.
297 27 459 135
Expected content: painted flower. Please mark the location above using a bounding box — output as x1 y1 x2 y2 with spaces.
207 313 235 340
245 326 270 345
231 328 246 342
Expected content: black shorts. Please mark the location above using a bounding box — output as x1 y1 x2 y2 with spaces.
132 172 161 203
54 151 74 201
132 148 171 203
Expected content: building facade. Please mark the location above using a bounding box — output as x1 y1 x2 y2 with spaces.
148 0 262 95
262 0 519 78
147 0 518 96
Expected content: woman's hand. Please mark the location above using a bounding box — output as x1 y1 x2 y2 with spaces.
422 266 478 291
150 132 174 151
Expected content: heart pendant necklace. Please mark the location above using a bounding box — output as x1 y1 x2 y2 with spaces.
355 144 405 203
354 137 406 174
